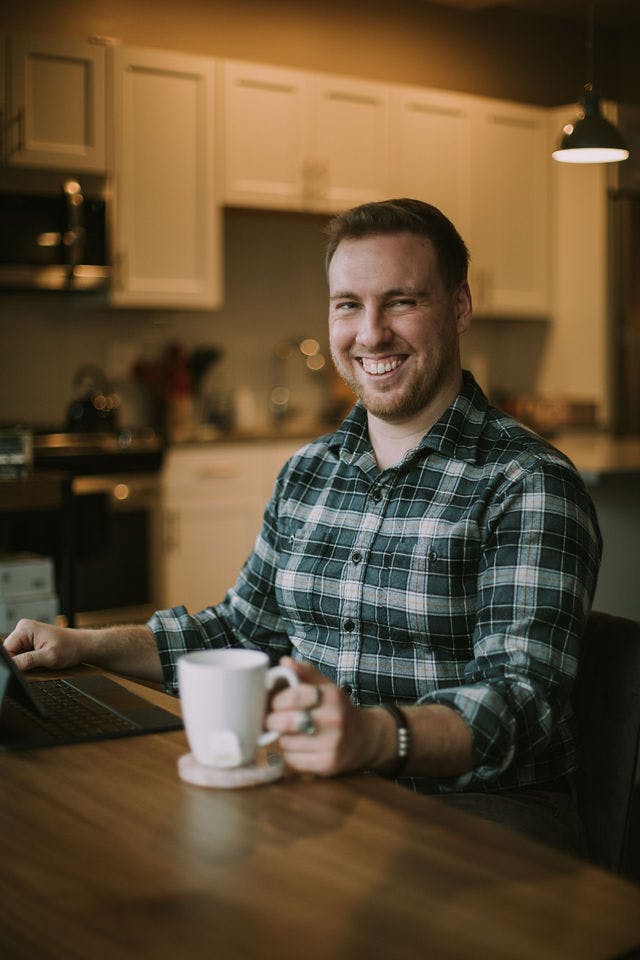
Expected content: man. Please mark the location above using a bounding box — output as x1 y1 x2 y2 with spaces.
4 199 601 853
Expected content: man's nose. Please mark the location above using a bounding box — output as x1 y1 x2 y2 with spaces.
356 305 391 348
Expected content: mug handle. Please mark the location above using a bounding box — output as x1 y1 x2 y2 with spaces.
257 664 299 747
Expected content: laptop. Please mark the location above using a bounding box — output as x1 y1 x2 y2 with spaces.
0 643 182 750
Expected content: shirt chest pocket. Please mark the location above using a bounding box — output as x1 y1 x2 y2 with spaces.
275 519 350 620
390 517 481 638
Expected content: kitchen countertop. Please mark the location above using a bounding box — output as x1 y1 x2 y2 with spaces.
551 431 640 481
170 421 329 446
174 424 640 478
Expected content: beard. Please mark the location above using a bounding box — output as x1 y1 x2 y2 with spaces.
330 334 460 425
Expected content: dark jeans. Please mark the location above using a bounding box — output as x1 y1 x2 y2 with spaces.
433 779 587 859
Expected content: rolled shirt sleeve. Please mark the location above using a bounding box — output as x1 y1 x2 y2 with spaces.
414 456 601 790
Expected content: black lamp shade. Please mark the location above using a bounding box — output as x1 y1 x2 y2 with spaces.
553 88 630 164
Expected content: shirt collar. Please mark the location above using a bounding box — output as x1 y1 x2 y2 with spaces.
328 370 488 468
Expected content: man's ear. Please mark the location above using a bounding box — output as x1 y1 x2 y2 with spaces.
454 282 472 334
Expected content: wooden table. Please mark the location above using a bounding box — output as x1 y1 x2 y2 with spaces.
1 674 640 960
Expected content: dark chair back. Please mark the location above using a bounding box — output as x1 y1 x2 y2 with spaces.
573 610 640 874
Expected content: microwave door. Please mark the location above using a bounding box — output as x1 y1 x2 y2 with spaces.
0 189 110 292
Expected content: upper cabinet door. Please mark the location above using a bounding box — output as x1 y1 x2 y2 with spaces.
4 32 106 172
223 61 306 209
222 62 389 212
471 101 549 317
311 74 389 211
111 46 222 309
389 85 474 241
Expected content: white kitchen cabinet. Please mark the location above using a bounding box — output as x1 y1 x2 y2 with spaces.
160 440 303 612
388 84 474 241
541 104 609 420
2 32 106 172
612 102 640 192
223 62 307 209
312 73 390 211
470 99 549 317
223 60 389 212
110 46 222 309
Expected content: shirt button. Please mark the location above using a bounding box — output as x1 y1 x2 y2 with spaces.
352 551 362 564
371 489 382 503
344 618 356 632
341 683 353 696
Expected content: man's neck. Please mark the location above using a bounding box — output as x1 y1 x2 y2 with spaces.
367 415 433 470
366 376 463 471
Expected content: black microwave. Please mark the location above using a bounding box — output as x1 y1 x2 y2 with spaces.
0 180 110 292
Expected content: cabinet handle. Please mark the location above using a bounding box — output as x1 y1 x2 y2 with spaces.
485 270 493 309
408 102 464 119
113 250 129 290
236 78 296 95
196 463 238 481
325 90 379 106
301 160 328 202
477 269 490 310
164 510 180 552
0 108 24 162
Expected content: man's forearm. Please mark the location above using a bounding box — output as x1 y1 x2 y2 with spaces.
81 624 164 684
363 702 474 778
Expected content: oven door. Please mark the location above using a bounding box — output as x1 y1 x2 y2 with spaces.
72 474 160 627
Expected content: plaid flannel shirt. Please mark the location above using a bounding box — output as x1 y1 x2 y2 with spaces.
150 372 601 793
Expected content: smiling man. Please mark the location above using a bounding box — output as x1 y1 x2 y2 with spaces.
4 199 601 856
327 225 471 468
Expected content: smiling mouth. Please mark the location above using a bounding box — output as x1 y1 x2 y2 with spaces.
358 356 406 376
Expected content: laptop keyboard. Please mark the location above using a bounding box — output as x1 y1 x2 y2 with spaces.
28 679 138 738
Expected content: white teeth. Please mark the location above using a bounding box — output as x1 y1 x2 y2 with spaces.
361 357 403 375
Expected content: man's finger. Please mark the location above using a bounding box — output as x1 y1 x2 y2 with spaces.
279 656 330 684
7 647 44 672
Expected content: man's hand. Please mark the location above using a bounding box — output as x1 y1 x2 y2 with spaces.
3 618 164 684
266 656 394 777
2 619 87 672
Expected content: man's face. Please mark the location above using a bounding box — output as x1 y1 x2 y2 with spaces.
328 232 471 425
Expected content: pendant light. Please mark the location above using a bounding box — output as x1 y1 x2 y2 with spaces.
552 2 629 165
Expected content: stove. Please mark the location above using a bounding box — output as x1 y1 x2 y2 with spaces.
27 427 165 627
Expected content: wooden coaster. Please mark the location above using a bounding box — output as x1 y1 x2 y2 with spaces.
177 752 284 789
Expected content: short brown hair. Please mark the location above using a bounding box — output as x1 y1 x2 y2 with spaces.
324 197 470 292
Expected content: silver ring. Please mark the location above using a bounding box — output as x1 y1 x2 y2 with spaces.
297 709 317 736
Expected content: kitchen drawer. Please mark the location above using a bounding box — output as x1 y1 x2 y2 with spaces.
162 445 265 501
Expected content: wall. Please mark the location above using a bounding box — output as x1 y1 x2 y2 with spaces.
0 0 591 107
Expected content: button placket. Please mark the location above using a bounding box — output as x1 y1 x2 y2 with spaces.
336 481 389 704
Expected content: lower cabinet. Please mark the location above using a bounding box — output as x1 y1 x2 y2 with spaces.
160 440 304 613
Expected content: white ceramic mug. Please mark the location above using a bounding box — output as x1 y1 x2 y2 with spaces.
177 648 298 768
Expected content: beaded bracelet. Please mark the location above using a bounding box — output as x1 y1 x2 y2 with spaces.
381 702 411 777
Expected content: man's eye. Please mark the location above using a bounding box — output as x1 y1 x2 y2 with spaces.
389 298 415 308
335 301 358 311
